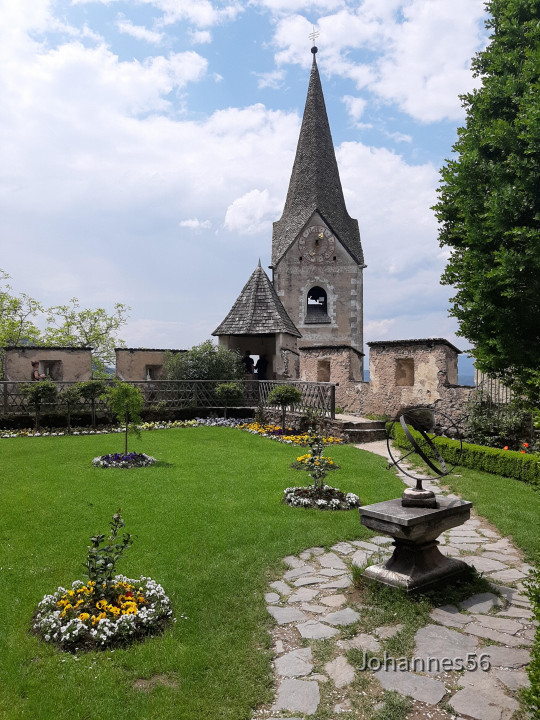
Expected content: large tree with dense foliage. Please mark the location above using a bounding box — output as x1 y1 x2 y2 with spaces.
434 0 540 404
164 340 243 381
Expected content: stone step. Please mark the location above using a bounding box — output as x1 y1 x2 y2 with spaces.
343 428 387 443
341 420 386 431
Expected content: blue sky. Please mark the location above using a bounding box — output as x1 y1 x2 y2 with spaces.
0 0 488 369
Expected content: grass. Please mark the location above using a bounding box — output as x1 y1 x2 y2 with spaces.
0 427 404 720
441 466 540 563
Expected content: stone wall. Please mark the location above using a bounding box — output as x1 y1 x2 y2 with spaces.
355 339 474 429
299 346 363 411
4 347 92 382
115 348 184 381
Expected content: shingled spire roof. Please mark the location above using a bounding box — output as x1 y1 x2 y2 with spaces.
212 261 301 337
272 48 363 266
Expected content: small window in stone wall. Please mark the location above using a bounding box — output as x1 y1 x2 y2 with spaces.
41 361 62 381
317 359 331 382
395 358 414 386
145 365 163 380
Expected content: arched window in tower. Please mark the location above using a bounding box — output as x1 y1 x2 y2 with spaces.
306 286 331 324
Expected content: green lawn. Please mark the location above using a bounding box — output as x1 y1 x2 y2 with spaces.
442 467 540 563
0 428 403 720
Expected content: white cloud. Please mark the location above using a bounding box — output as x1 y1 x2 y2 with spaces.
364 318 395 339
270 0 487 123
342 95 367 123
386 131 412 143
149 0 242 28
179 218 212 229
116 18 165 45
255 69 286 90
188 29 212 44
224 189 281 235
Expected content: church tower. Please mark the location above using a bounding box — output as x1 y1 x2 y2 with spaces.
272 46 365 381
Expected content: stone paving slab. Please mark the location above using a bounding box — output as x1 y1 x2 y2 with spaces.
471 613 523 634
324 655 355 688
460 592 502 613
337 633 381 653
323 607 361 626
430 606 472 627
481 645 531 668
275 648 313 677
272 678 320 716
297 620 338 640
374 667 446 705
266 606 308 625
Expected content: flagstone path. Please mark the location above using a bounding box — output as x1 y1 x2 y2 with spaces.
252 441 535 720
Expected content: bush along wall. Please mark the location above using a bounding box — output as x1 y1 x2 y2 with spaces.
388 422 540 489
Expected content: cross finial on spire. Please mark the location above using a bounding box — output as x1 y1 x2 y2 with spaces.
309 25 319 53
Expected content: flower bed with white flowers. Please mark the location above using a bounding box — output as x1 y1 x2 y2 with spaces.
92 452 156 469
283 484 360 510
33 575 176 652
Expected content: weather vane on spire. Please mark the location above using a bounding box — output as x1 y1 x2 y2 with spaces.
309 25 320 47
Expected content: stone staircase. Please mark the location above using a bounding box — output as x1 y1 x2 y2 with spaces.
329 415 387 443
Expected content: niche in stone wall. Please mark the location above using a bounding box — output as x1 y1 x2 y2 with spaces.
395 358 414 386
317 359 331 382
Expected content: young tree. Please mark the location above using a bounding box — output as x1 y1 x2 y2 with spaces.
433 0 540 405
19 379 58 431
215 381 244 419
77 380 108 429
107 381 144 455
267 385 302 434
43 298 130 377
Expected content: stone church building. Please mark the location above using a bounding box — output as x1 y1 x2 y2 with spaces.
213 45 473 418
214 46 364 386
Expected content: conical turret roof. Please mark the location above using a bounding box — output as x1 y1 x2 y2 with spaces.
272 49 363 266
212 261 301 337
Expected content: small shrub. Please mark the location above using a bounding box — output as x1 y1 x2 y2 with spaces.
215 382 243 419
267 385 302 432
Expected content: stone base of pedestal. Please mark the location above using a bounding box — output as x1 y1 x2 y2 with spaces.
362 540 470 593
359 496 473 593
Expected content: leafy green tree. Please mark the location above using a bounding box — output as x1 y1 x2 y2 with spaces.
19 379 58 431
164 340 243 381
0 270 42 378
43 298 129 377
433 0 540 405
59 385 83 434
107 381 144 455
267 385 302 433
215 381 244 419
77 380 108 429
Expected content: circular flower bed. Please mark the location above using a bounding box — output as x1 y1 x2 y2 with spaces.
283 484 360 510
93 452 156 468
33 575 175 651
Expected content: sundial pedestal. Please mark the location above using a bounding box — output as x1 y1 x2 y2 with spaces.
359 496 472 593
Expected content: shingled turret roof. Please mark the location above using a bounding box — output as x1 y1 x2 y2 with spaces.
272 48 364 267
212 262 301 337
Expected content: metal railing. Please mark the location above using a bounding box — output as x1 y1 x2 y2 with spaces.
0 379 336 419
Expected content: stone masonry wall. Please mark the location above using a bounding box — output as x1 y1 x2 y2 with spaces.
300 346 362 412
5 347 92 382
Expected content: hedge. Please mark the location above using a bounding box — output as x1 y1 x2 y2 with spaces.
388 422 540 489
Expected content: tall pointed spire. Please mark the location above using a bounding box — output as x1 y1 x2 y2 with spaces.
272 48 363 266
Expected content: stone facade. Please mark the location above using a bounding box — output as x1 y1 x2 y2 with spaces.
4 346 93 382
356 339 474 427
299 346 364 410
115 348 184 381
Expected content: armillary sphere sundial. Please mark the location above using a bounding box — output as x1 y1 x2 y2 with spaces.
386 407 463 508
358 407 468 592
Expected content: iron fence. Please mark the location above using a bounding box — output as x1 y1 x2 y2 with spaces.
0 379 336 419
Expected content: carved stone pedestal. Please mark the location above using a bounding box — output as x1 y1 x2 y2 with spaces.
359 496 472 593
